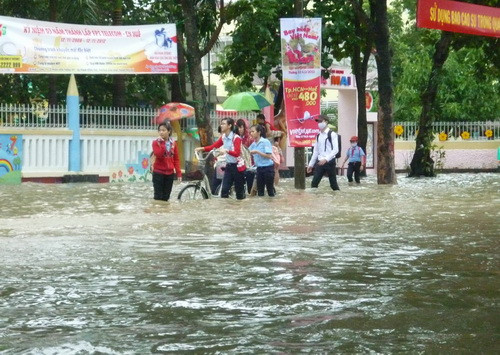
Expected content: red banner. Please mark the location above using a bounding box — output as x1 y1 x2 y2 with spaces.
417 0 500 38
283 77 321 147
280 18 322 148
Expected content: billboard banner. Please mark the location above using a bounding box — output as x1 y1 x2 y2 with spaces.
0 16 178 74
417 0 500 38
280 18 322 148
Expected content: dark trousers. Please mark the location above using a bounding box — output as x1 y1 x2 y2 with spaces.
221 163 246 200
153 172 175 201
311 160 340 191
347 161 362 183
256 165 275 197
245 170 255 193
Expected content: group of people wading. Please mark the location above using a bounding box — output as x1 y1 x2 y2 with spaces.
150 114 366 201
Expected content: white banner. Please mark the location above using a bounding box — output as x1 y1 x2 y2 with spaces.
0 16 177 74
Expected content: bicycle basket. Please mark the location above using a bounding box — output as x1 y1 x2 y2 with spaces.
185 169 204 181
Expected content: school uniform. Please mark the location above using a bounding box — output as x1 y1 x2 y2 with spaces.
308 128 340 191
203 132 246 200
346 145 366 183
152 137 182 201
249 138 275 197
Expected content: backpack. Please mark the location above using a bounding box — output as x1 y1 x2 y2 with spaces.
240 145 252 169
316 131 342 159
233 135 252 169
271 145 281 166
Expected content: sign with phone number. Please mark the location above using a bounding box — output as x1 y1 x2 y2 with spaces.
0 56 22 68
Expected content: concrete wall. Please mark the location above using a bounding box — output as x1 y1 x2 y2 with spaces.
1 127 497 183
395 140 499 172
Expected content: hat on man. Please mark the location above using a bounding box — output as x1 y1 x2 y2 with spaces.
350 136 358 142
315 114 329 123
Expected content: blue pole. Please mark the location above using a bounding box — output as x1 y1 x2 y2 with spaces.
67 74 81 172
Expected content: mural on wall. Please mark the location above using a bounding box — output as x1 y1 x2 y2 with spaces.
109 152 152 183
0 134 22 184
366 123 374 168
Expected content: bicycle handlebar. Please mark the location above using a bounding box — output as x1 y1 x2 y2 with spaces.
195 149 220 161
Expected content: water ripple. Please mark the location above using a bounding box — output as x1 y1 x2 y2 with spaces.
0 174 498 353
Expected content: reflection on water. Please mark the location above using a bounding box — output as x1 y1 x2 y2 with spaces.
1 174 498 353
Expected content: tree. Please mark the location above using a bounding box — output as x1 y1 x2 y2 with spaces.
110 0 126 107
409 31 453 177
332 0 396 184
406 0 500 177
213 0 295 89
391 0 499 123
369 0 397 184
316 0 374 174
179 0 241 146
47 0 99 105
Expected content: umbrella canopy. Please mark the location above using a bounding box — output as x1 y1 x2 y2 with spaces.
221 92 271 111
156 102 195 124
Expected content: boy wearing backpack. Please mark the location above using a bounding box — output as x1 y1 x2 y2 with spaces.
306 115 340 191
341 136 366 184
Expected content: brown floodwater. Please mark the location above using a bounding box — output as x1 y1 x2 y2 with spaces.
0 173 498 353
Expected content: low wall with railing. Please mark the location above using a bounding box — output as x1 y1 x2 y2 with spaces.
1 128 497 183
22 130 72 175
0 103 498 182
0 128 157 180
0 103 258 133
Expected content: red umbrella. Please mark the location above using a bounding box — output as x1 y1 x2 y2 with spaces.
155 102 195 124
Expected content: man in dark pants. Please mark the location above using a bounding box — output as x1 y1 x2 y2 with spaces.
306 115 340 191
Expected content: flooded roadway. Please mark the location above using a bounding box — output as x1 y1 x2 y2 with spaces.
1 173 498 353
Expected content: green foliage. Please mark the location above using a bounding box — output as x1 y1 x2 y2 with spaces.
0 0 180 106
391 0 500 122
223 78 255 96
322 106 338 129
213 0 295 87
312 1 361 62
431 144 446 173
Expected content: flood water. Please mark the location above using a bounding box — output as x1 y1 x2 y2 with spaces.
1 173 498 353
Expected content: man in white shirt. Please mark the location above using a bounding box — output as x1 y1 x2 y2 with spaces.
306 115 340 191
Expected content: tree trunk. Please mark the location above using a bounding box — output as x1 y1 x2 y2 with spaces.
409 31 453 177
274 82 283 117
170 26 187 170
112 1 126 107
352 43 371 174
180 0 213 147
48 0 58 105
371 0 396 185
170 25 187 104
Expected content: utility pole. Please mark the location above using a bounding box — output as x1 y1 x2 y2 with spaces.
293 0 306 189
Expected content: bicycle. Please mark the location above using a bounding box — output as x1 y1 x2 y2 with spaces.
177 149 217 201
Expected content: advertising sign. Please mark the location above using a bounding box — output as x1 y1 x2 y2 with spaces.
0 16 178 74
321 67 356 90
417 0 500 38
280 18 322 148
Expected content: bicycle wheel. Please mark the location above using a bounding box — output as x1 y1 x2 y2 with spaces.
177 184 209 200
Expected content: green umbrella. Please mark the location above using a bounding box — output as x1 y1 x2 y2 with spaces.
221 91 271 111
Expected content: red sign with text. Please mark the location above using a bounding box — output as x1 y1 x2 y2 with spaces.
417 0 500 38
283 77 321 147
280 18 322 148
